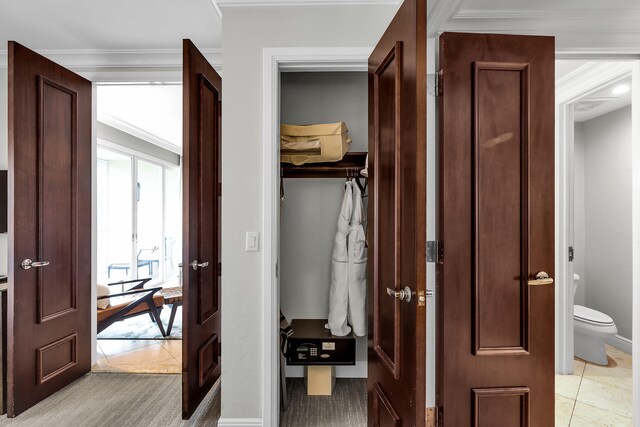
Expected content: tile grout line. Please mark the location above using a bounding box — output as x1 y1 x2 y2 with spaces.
568 361 586 425
98 339 158 359
156 340 182 363
155 339 183 364
156 341 181 365
107 346 170 366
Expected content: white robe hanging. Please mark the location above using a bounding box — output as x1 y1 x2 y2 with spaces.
348 181 367 337
327 179 367 337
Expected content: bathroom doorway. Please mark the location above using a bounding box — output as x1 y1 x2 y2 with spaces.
556 60 639 424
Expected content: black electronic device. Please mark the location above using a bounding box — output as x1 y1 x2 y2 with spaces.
286 319 356 366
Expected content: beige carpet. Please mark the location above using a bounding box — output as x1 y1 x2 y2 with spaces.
280 378 366 426
0 373 219 427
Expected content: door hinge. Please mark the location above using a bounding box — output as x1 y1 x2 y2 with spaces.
427 70 443 97
569 246 574 262
427 240 443 264
426 407 442 427
275 261 279 279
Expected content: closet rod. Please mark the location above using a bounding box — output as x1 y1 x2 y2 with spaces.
280 152 367 179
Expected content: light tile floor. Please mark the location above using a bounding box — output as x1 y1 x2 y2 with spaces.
555 345 633 426
92 339 182 374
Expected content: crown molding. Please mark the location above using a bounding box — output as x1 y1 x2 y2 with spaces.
210 0 223 19
454 9 640 20
556 61 633 104
217 0 400 7
445 8 640 38
0 48 223 82
427 0 465 38
443 7 640 48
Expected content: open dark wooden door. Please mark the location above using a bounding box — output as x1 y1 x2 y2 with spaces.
367 0 427 425
437 33 555 426
182 39 222 419
8 41 92 417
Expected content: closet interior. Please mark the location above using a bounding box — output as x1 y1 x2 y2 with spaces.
279 71 369 424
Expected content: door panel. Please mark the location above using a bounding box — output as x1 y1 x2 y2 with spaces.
182 39 222 419
437 33 555 426
368 0 427 425
473 387 530 427
8 41 91 417
474 62 530 354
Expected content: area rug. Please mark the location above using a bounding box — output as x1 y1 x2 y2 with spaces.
98 306 182 340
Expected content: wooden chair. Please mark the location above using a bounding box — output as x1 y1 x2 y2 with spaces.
97 278 166 337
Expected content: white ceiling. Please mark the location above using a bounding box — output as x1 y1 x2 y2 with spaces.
1 0 639 62
0 0 222 52
97 85 183 150
3 0 640 148
573 76 632 122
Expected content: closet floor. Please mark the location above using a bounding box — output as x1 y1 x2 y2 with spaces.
280 378 366 426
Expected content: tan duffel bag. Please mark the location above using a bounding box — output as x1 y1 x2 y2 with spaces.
280 122 351 165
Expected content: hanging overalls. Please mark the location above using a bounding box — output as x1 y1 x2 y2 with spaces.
327 179 367 337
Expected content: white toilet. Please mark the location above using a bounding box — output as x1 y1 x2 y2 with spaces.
573 273 618 365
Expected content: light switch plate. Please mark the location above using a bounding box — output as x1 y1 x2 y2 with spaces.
246 231 260 252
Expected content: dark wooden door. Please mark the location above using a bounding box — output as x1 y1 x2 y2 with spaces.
8 41 92 417
367 0 427 425
182 39 222 419
437 33 555 426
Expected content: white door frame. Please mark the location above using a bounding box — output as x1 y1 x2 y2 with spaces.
555 60 640 420
261 47 371 427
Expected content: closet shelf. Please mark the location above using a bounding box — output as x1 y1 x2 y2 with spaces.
280 152 367 179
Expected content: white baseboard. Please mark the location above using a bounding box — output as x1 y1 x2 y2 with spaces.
285 360 368 378
606 334 632 355
217 418 263 427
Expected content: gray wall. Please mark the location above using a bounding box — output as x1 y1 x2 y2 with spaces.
573 122 586 306
221 5 397 419
580 106 633 340
280 72 368 367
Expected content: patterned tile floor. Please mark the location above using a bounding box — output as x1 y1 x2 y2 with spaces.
555 345 632 426
92 339 182 374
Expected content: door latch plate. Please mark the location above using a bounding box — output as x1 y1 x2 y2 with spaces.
426 240 443 264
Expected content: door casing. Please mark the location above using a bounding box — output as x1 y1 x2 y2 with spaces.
261 47 379 427
555 61 637 374
555 59 640 421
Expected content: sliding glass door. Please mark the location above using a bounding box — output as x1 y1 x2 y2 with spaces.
97 146 181 286
97 148 134 283
136 159 163 283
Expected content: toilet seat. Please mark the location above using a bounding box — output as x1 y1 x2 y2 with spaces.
574 305 615 326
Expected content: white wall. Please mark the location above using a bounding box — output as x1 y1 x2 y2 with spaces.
582 106 633 340
221 5 397 420
279 72 368 371
573 122 586 306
